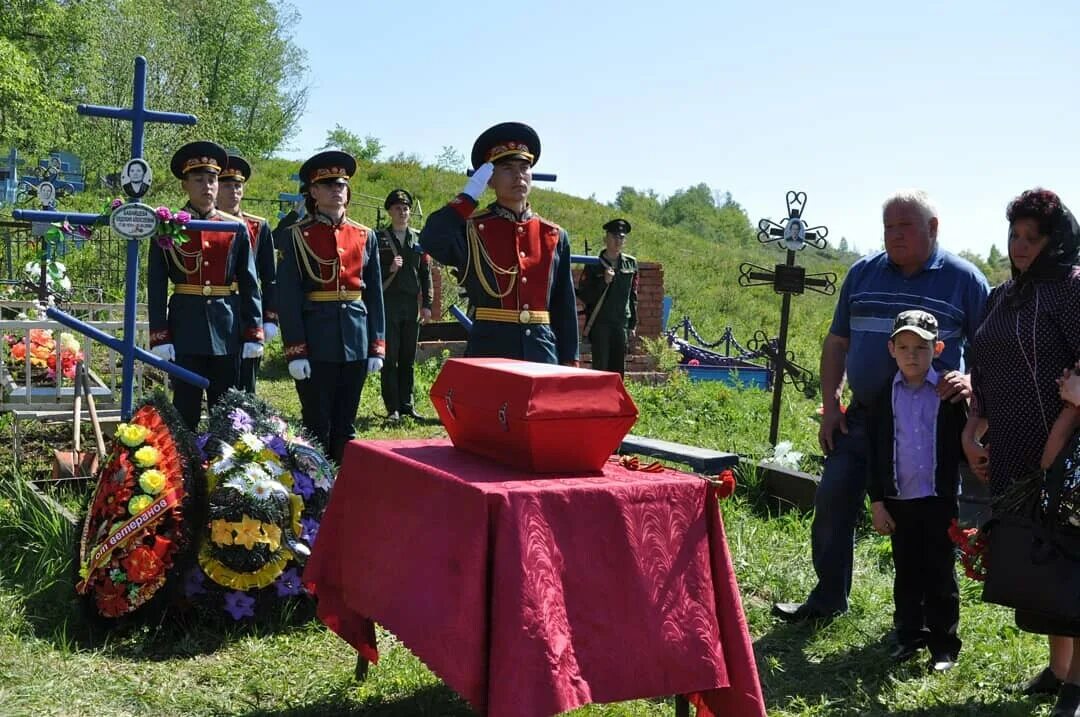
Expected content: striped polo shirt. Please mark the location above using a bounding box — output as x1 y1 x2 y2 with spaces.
830 246 990 404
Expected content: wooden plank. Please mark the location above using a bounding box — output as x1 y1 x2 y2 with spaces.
619 434 739 474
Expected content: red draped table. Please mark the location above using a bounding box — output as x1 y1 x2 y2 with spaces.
304 438 765 717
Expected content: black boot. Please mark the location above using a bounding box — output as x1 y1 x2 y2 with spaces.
1052 683 1080 717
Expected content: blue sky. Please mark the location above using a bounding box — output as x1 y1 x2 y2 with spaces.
284 0 1080 258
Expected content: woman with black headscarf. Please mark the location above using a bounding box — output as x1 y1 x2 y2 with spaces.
964 188 1080 716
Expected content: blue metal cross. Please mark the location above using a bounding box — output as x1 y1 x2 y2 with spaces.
12 56 244 420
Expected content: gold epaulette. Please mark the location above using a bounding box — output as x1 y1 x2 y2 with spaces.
342 217 371 232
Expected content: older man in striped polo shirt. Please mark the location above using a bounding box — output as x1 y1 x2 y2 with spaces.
773 189 990 623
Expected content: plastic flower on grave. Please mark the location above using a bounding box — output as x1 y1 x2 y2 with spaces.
229 408 254 432
274 568 303 598
239 433 264 455
292 471 315 500
175 210 191 225
261 522 281 551
155 206 172 222
133 446 160 469
233 515 264 550
301 517 320 546
127 494 153 516
59 332 80 354
110 198 124 210
121 545 164 584
184 566 206 597
224 590 256 620
210 519 235 546
95 577 130 617
263 434 288 458
117 422 151 447
138 468 166 495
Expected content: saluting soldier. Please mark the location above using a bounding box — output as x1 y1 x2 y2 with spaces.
577 218 638 376
148 140 264 430
377 189 433 422
420 122 578 365
273 150 386 463
218 154 278 393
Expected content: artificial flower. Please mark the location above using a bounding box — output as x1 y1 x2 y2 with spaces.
95 578 130 616
210 519 234 546
234 515 264 550
229 408 254 432
110 198 124 209
291 471 315 500
138 468 166 495
223 590 256 620
116 423 151 447
133 445 160 469
184 566 206 597
301 517 320 546
127 494 153 516
239 433 264 454
155 206 172 221
175 210 191 225
264 434 288 457
274 568 303 597
122 545 164 584
261 523 281 551
716 469 737 499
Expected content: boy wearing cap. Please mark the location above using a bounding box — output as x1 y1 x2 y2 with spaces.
377 189 433 422
148 140 264 430
577 218 639 375
420 122 578 366
219 154 278 393
273 150 385 463
866 309 966 672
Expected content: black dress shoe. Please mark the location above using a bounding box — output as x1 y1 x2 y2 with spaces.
928 650 957 672
402 408 426 420
1016 667 1064 695
1052 683 1080 717
771 602 836 623
889 641 923 663
385 411 401 423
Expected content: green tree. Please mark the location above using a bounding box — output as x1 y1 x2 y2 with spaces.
320 125 383 161
613 186 661 223
434 145 466 172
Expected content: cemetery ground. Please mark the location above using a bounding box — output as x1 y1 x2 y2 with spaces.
0 345 1056 717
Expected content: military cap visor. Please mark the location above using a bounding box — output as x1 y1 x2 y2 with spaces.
299 150 357 186
471 122 541 170
384 189 413 209
220 155 252 182
170 140 229 179
890 309 939 341
603 218 632 236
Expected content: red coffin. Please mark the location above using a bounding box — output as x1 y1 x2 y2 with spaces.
429 358 638 473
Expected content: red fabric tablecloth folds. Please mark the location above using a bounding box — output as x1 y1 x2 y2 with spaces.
304 439 765 717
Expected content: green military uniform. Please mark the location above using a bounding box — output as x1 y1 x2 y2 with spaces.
378 189 433 419
577 218 638 376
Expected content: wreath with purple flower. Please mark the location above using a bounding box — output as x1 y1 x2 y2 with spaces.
184 390 334 622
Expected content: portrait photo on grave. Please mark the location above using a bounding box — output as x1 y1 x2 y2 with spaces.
36 181 56 208
121 158 152 199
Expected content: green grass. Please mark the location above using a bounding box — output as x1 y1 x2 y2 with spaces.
0 357 1058 716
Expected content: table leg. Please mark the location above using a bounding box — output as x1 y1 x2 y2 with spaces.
355 654 369 681
674 695 690 717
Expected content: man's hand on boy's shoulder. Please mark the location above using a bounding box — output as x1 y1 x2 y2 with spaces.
937 371 971 403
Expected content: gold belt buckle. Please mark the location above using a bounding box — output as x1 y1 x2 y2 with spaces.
518 309 531 323
202 285 212 296
339 287 348 298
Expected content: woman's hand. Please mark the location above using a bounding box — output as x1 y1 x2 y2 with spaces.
963 433 990 482
1059 363 1080 408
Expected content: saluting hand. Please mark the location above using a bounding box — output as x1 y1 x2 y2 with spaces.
463 162 494 201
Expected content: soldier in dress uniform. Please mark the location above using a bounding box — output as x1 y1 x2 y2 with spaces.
420 122 578 365
576 218 639 376
377 189 433 422
148 140 264 430
273 150 386 463
218 154 278 393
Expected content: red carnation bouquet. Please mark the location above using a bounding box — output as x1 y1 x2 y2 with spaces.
948 518 988 581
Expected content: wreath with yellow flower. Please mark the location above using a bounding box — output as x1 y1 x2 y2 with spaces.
183 390 334 621
76 393 203 619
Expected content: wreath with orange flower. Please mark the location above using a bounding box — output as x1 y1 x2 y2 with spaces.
76 393 203 618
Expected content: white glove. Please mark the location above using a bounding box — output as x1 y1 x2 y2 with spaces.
288 359 311 381
151 343 175 362
462 162 494 201
367 357 384 373
242 342 264 359
263 322 279 341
